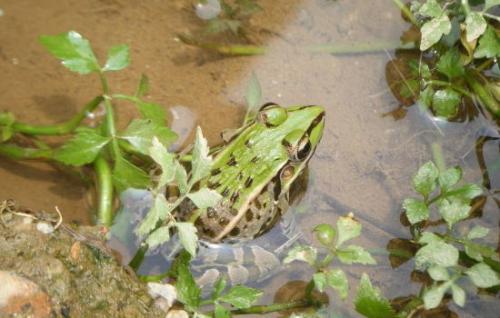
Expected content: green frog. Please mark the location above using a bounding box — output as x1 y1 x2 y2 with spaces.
177 103 325 243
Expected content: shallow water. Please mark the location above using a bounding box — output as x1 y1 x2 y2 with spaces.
0 0 498 317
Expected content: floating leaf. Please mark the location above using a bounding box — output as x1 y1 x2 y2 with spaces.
187 188 222 209
190 127 212 185
120 119 177 155
415 241 459 270
412 161 439 197
112 156 151 193
219 285 263 309
53 128 110 166
136 194 173 235
474 26 500 59
403 198 429 224
283 245 317 266
337 245 377 265
103 44 129 71
39 31 99 74
420 14 451 50
176 222 198 257
432 88 461 118
465 263 500 288
465 12 487 42
354 274 396 318
335 214 361 248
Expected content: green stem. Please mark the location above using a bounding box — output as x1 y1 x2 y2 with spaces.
306 41 415 54
431 142 446 172
231 300 314 315
0 143 52 160
129 244 149 271
391 0 418 25
11 96 103 135
99 73 121 159
461 0 471 15
425 80 474 99
464 71 500 117
304 279 315 303
177 34 266 56
94 155 113 226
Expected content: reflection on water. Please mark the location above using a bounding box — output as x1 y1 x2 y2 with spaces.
0 0 498 316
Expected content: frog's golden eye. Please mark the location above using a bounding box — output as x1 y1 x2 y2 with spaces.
258 103 287 127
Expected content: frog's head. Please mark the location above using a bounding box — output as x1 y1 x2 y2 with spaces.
257 103 325 195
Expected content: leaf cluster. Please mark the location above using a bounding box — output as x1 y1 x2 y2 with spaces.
202 0 262 36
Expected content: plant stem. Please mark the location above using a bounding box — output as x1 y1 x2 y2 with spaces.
464 71 500 117
231 300 314 315
306 41 415 54
425 80 474 98
99 73 121 159
11 96 103 135
391 0 418 25
0 143 52 160
129 244 149 271
431 142 446 172
461 0 471 15
94 155 113 226
177 34 266 56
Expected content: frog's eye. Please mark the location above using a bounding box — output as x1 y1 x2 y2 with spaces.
283 131 312 162
258 103 287 127
295 136 312 161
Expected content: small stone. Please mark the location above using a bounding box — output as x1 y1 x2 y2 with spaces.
70 242 81 261
36 222 54 234
166 309 189 318
147 283 177 309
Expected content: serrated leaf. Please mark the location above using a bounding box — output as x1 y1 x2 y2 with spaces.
39 31 99 74
432 88 461 118
415 241 459 270
451 284 465 307
449 183 483 201
465 12 487 42
149 137 176 188
187 188 222 209
428 266 449 281
176 250 201 308
474 26 500 59
245 72 262 112
336 214 361 248
467 225 489 240
283 245 317 266
214 303 230 318
137 101 167 126
136 194 173 235
418 0 442 18
465 262 500 288
145 225 171 247
135 74 150 97
403 198 429 224
464 240 497 262
420 14 452 50
219 285 262 309
423 282 451 309
438 167 462 190
176 222 198 257
412 161 439 197
174 161 188 194
354 273 396 318
325 269 349 299
103 44 129 71
438 197 471 229
337 245 377 265
112 156 151 193
436 48 465 79
53 128 110 166
190 127 212 185
418 232 443 244
120 119 177 155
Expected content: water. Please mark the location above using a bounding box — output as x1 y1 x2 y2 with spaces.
0 0 497 316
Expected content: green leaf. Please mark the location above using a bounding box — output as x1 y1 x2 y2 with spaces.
39 31 99 74
451 283 465 307
214 303 230 318
420 14 451 50
474 26 500 59
354 274 396 318
428 266 449 281
438 197 471 229
438 167 462 190
53 128 110 166
245 72 262 112
418 86 434 109
432 88 461 118
467 225 489 240
149 137 176 188
137 101 167 126
335 214 361 248
325 269 349 299
450 184 483 201
412 161 439 197
212 277 227 300
120 119 177 155
313 223 336 246
337 245 377 265
136 194 173 235
403 198 429 224
465 263 500 288
176 251 201 308
464 240 497 262
485 0 500 11
145 225 171 247
135 74 150 97
219 285 262 309
190 127 212 185
176 222 198 257
283 245 317 266
0 112 15 125
418 0 442 18
174 161 189 194
313 272 327 292
112 156 151 193
415 241 459 270
423 282 450 309
465 12 487 42
436 48 464 79
418 232 443 244
187 188 222 209
103 44 129 71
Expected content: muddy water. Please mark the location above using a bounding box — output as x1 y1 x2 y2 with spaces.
0 0 498 317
